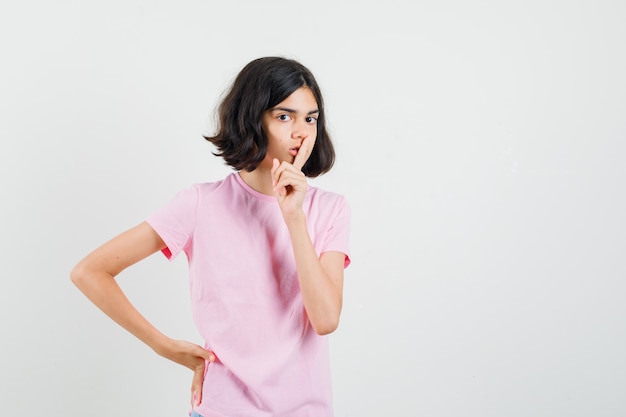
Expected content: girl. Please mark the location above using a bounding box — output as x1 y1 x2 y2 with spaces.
70 56 351 417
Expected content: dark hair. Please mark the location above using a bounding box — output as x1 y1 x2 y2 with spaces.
204 57 335 177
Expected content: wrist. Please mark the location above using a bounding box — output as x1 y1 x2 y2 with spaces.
150 334 174 358
283 210 306 229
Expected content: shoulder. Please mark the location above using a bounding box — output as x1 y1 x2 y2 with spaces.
308 185 349 207
191 172 238 196
158 174 237 211
306 185 351 222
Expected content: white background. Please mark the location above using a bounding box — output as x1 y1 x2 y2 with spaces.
1 0 625 416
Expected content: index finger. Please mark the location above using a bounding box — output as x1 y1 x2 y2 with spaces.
293 137 310 171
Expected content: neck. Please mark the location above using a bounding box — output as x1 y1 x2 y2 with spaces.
239 167 274 196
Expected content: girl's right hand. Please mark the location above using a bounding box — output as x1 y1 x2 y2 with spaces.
155 339 216 407
70 223 215 407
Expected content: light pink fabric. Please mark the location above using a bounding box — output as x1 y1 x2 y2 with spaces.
146 172 351 417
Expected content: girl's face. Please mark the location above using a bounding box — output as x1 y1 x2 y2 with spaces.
262 86 318 168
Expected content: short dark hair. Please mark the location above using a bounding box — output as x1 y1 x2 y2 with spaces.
204 57 335 177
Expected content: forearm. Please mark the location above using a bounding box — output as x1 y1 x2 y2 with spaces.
71 268 170 353
70 223 212 380
286 212 342 335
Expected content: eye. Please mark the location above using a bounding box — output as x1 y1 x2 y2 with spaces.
277 114 292 121
305 116 318 124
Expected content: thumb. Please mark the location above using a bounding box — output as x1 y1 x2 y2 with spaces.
192 345 216 362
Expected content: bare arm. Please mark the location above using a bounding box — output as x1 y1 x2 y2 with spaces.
70 221 214 406
286 213 345 335
271 138 345 335
71 222 169 349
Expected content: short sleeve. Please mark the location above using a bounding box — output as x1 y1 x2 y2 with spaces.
322 196 352 268
145 185 199 261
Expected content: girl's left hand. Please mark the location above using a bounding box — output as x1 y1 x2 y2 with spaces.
271 138 310 220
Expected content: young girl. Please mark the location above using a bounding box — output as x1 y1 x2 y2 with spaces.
71 56 351 417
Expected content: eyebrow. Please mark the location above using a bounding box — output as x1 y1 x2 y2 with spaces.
271 106 319 115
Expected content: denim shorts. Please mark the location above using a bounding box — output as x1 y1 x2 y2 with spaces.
190 411 203 417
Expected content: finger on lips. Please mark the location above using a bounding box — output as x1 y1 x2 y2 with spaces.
293 138 309 171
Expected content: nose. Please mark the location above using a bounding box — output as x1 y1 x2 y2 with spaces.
291 118 308 140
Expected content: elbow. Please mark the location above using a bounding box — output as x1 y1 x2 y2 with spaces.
309 301 343 335
70 262 90 289
70 258 118 292
312 317 340 336
70 264 83 287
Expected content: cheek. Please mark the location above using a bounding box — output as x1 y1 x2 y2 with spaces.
269 124 289 141
265 125 283 144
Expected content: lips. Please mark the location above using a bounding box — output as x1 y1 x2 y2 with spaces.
289 147 299 157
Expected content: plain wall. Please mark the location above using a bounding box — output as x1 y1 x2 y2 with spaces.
1 0 625 415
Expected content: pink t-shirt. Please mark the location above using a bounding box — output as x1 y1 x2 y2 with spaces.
146 172 351 417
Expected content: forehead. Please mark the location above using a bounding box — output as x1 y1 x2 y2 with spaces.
272 87 318 111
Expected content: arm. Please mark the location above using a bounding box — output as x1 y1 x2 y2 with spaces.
285 213 345 335
271 138 345 335
70 221 214 405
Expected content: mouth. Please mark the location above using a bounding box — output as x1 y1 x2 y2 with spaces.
288 147 300 157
